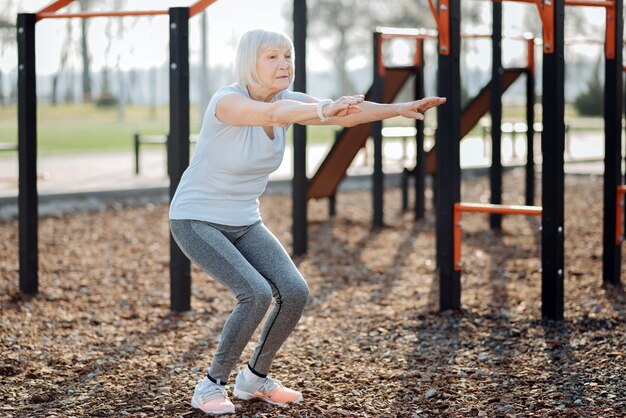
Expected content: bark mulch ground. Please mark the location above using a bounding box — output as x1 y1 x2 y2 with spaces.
1 169 625 417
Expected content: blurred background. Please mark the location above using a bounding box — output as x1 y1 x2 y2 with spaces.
0 0 606 155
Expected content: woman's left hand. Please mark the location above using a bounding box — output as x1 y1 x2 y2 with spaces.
322 95 365 118
398 96 447 120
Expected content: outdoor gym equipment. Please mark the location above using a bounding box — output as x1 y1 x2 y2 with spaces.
429 0 622 320
17 0 218 312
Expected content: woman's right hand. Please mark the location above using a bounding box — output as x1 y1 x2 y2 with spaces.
321 95 365 118
397 96 447 120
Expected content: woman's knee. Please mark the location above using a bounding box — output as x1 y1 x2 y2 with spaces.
245 283 273 312
284 278 309 309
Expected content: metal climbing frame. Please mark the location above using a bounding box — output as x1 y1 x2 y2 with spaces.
429 0 621 319
18 0 219 312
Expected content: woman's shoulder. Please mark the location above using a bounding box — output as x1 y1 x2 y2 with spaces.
207 84 246 110
214 83 247 98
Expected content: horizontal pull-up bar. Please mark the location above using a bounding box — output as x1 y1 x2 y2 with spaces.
495 0 613 6
375 32 425 75
377 27 437 39
476 0 616 58
565 0 614 6
38 10 168 19
189 0 218 17
455 202 542 216
454 202 542 271
378 27 536 42
36 0 217 21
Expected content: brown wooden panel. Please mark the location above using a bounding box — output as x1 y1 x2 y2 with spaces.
425 68 524 174
307 68 413 199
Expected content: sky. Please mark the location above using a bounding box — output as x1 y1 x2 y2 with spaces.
6 0 291 75
2 0 608 77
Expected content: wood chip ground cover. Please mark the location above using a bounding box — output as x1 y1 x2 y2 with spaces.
1 169 624 417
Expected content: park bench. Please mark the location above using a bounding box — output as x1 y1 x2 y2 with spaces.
480 121 572 158
0 142 18 153
133 133 198 175
360 126 436 167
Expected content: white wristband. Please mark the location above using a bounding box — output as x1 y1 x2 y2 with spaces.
316 99 332 122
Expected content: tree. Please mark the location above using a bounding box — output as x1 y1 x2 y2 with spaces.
78 0 95 102
0 0 16 106
286 0 432 96
574 57 602 117
51 19 74 106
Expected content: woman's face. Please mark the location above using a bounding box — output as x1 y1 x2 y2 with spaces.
256 46 293 91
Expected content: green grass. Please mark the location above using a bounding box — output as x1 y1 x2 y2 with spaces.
0 102 604 158
0 104 186 156
0 103 342 157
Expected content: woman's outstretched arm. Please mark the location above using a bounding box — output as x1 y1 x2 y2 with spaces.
281 91 445 127
215 93 363 127
295 96 446 127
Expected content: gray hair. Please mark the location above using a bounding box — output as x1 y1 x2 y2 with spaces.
234 29 295 87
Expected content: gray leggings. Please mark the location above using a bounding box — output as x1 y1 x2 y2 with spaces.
169 219 309 383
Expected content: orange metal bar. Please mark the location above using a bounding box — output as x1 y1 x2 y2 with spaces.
428 0 450 55
376 33 431 72
496 0 553 54
427 0 440 28
453 202 542 271
605 1 616 59
38 10 169 19
498 0 614 57
36 0 219 21
439 0 450 55
377 36 385 77
380 34 433 41
537 0 555 54
494 0 554 53
457 202 543 216
497 0 612 5
454 203 463 270
566 0 613 6
615 186 626 245
413 38 423 69
37 0 75 14
189 0 219 17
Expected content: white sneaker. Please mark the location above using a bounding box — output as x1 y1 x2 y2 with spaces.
190 380 235 415
233 369 303 406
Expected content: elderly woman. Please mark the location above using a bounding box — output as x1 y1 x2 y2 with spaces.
169 29 445 415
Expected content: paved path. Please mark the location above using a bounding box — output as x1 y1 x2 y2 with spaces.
0 131 606 201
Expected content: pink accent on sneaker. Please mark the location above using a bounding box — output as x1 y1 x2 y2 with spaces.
234 374 303 406
191 382 235 415
195 396 235 415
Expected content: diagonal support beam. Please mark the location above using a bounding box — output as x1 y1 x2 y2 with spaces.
189 0 219 17
37 0 75 15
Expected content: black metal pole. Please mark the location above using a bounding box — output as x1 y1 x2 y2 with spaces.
414 41 426 220
603 0 623 286
17 13 38 295
134 133 140 175
436 1 461 310
525 65 535 206
372 32 384 228
489 1 503 229
329 130 339 217
292 0 308 254
169 8 191 312
401 168 409 211
541 2 565 320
